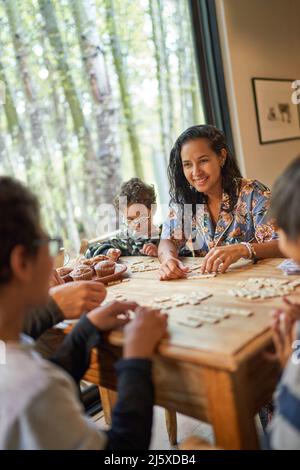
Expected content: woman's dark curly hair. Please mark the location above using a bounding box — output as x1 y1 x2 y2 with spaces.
168 125 242 212
114 178 156 210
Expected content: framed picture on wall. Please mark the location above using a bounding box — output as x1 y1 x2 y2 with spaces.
252 78 300 144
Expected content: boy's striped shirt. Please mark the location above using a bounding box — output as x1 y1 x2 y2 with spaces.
268 321 300 449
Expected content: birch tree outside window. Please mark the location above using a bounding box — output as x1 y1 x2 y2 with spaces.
0 0 205 251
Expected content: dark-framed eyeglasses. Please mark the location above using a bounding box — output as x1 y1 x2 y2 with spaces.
126 215 150 227
33 237 63 258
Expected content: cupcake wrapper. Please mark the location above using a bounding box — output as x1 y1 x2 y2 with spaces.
71 271 93 281
95 268 115 278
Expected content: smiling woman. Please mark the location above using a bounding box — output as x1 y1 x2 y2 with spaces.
168 124 241 211
158 125 282 281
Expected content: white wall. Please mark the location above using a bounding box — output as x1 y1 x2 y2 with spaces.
215 0 300 187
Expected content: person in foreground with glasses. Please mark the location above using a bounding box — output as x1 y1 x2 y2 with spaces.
0 176 168 450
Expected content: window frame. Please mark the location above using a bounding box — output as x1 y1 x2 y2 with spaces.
188 0 235 154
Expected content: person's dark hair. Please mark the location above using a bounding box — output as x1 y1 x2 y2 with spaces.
269 155 300 241
168 125 242 211
0 176 40 285
114 177 157 210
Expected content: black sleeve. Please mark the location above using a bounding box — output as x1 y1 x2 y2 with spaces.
22 297 64 339
49 315 104 383
86 242 117 257
106 358 154 450
94 242 116 255
87 237 131 257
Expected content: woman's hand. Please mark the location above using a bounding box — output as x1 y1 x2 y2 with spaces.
141 243 158 257
201 244 248 274
87 300 138 331
159 257 189 281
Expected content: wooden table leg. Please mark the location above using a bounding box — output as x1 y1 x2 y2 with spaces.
99 386 117 426
203 368 259 450
165 409 177 446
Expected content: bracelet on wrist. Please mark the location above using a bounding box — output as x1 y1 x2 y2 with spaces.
241 242 257 261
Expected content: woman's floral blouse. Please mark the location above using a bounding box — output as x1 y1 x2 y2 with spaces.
161 179 278 256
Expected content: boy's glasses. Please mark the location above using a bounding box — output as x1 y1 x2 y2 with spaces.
126 215 150 228
33 237 63 258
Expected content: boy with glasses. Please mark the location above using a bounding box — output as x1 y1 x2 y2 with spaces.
0 176 167 449
86 177 193 260
86 178 161 259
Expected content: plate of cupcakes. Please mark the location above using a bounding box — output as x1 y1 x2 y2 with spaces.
57 254 127 285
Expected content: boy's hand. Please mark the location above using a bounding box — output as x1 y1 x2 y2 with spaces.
159 257 189 280
269 308 296 368
50 281 107 319
106 248 122 261
283 297 300 321
87 300 138 331
141 243 158 257
123 307 168 358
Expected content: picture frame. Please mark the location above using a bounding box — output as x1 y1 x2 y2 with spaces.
252 77 300 144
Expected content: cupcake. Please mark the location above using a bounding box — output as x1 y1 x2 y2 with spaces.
81 258 94 267
82 255 109 271
95 260 116 278
57 266 73 283
106 248 121 262
91 254 109 264
70 265 93 281
81 258 97 275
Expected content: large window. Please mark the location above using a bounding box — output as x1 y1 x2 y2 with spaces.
0 0 223 250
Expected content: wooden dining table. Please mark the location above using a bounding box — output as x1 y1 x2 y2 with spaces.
71 256 300 449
